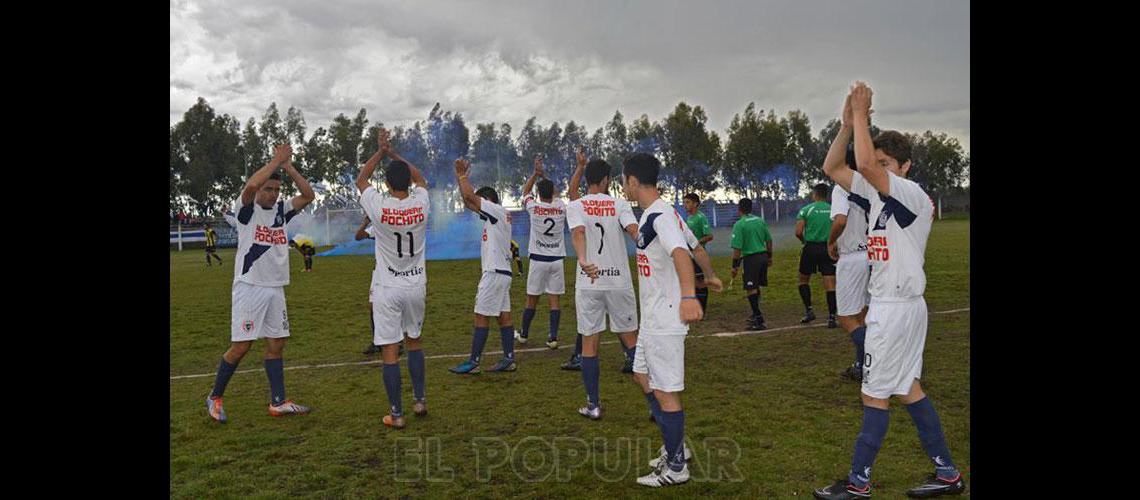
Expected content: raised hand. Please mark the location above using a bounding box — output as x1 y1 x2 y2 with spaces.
454 157 471 177
576 149 587 169
534 154 545 177
272 143 292 165
841 94 853 128
850 81 873 118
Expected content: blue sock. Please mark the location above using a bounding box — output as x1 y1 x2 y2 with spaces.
851 326 866 369
906 397 959 480
625 341 636 363
580 356 600 409
574 333 583 357
407 350 426 401
382 363 403 417
644 392 662 421
470 327 489 364
210 358 237 399
500 326 515 360
659 409 686 472
549 310 561 341
521 308 536 337
264 358 286 405
849 406 889 488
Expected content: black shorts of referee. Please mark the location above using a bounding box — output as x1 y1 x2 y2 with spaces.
799 241 836 276
741 251 770 290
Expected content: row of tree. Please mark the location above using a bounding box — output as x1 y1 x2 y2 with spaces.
170 98 969 216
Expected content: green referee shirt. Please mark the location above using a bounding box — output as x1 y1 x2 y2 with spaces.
731 214 772 256
686 211 711 246
797 201 832 243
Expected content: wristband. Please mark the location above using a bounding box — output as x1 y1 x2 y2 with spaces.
682 296 699 300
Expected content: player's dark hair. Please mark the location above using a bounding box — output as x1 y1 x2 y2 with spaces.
475 186 500 205
537 179 554 200
584 159 611 186
845 147 857 171
738 198 753 214
812 183 830 200
268 172 282 182
385 160 412 191
872 130 912 167
683 193 700 204
622 153 661 186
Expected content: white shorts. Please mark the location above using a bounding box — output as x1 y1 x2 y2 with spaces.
526 258 566 295
372 285 426 346
231 281 290 342
474 272 512 316
836 253 871 316
575 288 638 335
632 333 685 392
861 297 927 399
368 270 380 303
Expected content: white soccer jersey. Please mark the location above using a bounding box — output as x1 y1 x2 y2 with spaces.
232 197 299 287
849 171 935 299
831 185 871 256
565 193 638 290
359 186 429 288
635 199 692 335
477 199 514 274
523 195 567 257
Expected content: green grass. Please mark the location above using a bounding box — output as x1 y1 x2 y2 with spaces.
170 219 970 498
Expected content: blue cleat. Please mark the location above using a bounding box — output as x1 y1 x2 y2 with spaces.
449 360 481 374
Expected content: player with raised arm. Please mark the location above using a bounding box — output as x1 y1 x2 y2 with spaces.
356 128 431 429
516 154 568 350
205 143 316 423
828 148 871 382
564 150 643 417
449 158 518 374
813 83 964 499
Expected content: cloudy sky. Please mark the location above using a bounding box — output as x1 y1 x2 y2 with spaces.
170 0 969 151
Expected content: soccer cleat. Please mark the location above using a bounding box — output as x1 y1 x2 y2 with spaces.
747 316 767 331
620 357 638 373
363 343 381 355
546 339 558 349
905 473 965 498
577 405 602 420
487 358 517 372
801 309 816 324
636 461 690 487
560 354 582 371
648 443 693 468
842 364 863 382
412 400 427 417
268 400 311 417
828 315 838 328
205 395 227 423
382 413 406 429
449 360 481 374
813 479 871 499
514 330 528 344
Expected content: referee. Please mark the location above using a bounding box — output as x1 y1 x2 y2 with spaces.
796 183 838 328
730 198 773 330
683 193 714 312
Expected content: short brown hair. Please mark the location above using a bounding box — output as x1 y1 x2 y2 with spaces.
872 130 911 166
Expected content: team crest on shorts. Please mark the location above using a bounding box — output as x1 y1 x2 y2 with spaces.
243 320 254 332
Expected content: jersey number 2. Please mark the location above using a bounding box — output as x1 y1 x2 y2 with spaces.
543 218 556 236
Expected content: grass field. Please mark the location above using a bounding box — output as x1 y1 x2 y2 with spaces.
170 219 969 498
